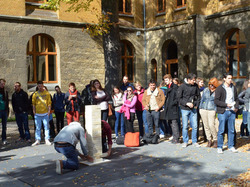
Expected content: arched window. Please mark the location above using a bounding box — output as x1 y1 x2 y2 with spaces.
163 40 178 78
226 29 247 78
118 0 132 14
121 40 134 82
27 34 57 83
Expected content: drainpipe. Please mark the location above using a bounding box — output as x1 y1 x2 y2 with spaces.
143 0 147 85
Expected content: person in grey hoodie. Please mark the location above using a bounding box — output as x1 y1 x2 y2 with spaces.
54 122 93 174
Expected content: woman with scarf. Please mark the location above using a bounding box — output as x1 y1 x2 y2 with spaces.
120 86 137 133
65 82 82 125
199 77 220 148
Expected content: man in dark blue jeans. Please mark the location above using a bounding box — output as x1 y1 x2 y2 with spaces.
54 122 93 174
0 79 9 145
12 82 31 142
214 73 239 154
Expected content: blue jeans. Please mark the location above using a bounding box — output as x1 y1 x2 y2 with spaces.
34 114 50 140
15 112 30 140
217 110 236 149
240 111 249 136
101 109 108 121
181 109 198 144
55 145 79 170
136 110 144 137
0 110 7 141
143 110 149 134
115 111 125 136
248 111 250 134
146 110 160 135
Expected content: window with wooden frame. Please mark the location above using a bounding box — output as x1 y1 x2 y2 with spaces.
26 0 48 3
151 59 157 82
27 34 57 83
118 0 132 14
157 0 166 13
121 41 134 82
165 40 178 78
226 29 247 79
177 0 187 8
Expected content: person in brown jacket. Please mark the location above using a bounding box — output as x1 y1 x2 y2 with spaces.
142 79 165 136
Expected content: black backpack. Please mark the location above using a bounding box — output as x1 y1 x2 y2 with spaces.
143 134 159 144
116 136 124 145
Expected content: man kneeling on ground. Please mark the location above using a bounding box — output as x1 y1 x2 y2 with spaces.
54 121 93 174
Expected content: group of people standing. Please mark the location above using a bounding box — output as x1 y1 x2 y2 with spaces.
110 73 250 154
1 72 250 155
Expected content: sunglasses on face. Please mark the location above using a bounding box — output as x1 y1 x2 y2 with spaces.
127 90 132 92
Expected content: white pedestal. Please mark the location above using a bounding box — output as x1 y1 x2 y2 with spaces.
85 105 110 164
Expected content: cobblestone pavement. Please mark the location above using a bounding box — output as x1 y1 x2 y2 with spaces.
0 119 249 187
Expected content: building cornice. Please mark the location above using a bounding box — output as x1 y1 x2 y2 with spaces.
0 14 91 28
206 6 250 20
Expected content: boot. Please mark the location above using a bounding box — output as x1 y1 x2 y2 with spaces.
207 140 212 147
212 140 217 148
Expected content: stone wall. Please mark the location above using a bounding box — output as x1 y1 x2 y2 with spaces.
202 9 250 85
0 18 105 97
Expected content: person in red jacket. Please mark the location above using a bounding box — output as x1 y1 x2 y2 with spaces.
134 81 147 137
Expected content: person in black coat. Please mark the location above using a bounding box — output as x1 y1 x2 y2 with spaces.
12 82 31 142
163 74 180 143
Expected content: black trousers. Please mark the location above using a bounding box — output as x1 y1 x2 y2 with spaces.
124 112 135 133
55 111 65 133
168 119 180 142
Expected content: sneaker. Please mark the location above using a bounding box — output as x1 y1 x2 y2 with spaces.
242 136 248 139
222 144 227 149
45 139 52 146
193 143 201 148
32 140 40 146
182 143 188 148
2 140 8 145
217 148 223 154
228 147 238 153
159 134 165 139
56 160 62 174
16 138 24 143
27 139 32 143
169 136 173 140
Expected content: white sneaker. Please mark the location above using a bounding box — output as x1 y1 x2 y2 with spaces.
242 136 248 139
32 140 40 146
56 160 62 174
193 143 201 148
169 136 173 140
228 147 238 153
217 148 223 154
159 134 165 139
2 140 8 145
45 139 52 146
182 143 188 148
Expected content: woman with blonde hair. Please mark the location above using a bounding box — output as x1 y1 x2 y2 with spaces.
199 77 220 148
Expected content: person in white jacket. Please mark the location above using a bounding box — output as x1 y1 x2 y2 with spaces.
112 86 125 138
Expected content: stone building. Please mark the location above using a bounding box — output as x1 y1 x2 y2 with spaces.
0 0 249 98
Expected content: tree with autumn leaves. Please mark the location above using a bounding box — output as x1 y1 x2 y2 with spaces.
44 0 122 91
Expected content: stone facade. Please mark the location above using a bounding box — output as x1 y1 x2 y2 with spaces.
0 18 105 96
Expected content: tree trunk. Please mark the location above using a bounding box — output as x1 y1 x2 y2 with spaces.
101 0 121 93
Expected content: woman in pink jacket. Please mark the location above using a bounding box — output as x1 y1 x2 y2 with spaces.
121 86 137 133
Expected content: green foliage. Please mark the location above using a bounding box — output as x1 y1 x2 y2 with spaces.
41 0 111 36
41 0 94 12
